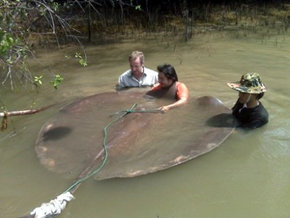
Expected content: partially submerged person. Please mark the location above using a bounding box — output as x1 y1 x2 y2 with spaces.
117 51 158 89
227 72 268 129
148 64 189 112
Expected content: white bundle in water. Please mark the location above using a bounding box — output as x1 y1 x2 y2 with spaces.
30 192 75 218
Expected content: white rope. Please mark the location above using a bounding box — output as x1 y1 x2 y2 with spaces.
30 192 75 218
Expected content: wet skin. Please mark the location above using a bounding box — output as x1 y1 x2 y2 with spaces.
129 57 144 80
158 72 174 88
157 72 188 112
238 92 259 108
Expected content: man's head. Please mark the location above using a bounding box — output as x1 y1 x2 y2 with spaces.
129 51 145 78
227 72 266 103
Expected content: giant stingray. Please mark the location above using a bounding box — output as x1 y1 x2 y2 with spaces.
35 89 235 181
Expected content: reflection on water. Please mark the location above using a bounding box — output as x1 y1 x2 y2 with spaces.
1 30 290 218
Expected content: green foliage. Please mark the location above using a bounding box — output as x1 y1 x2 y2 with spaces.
50 74 64 89
79 59 88 67
0 105 7 111
0 32 14 57
33 75 43 87
0 0 149 90
75 52 88 67
0 1 34 88
34 74 65 89
0 0 70 89
135 5 142 11
52 2 60 12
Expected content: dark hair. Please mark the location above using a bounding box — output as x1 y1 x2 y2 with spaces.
256 92 264 100
157 64 178 82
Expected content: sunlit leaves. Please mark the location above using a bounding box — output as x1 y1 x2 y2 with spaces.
33 75 43 87
0 105 7 111
52 2 60 12
75 52 87 67
135 5 141 11
0 32 15 57
50 74 64 89
0 0 69 89
34 74 64 89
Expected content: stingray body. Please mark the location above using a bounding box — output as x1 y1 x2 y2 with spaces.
35 91 235 180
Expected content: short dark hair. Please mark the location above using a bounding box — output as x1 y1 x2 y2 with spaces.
157 64 178 82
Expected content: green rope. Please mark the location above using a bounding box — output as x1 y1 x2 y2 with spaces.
113 108 161 115
63 104 159 193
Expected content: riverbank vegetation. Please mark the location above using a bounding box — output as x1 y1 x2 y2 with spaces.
0 0 290 89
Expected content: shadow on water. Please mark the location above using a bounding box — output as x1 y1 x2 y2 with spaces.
42 127 72 141
206 113 237 128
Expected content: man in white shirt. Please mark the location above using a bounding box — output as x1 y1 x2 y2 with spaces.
118 51 158 89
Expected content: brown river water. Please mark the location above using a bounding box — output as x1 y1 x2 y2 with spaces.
0 30 290 218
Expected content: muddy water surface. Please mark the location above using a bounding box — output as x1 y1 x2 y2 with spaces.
0 31 290 218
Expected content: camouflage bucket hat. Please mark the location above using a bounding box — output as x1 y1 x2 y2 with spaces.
227 72 266 94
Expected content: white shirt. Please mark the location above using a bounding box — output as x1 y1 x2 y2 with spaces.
118 67 158 88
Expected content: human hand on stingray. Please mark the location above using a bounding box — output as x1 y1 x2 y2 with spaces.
158 105 170 112
147 64 189 113
157 95 188 112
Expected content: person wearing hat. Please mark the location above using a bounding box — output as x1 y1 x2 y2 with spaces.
227 72 268 129
148 64 189 112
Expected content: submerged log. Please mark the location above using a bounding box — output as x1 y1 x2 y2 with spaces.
1 104 56 130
